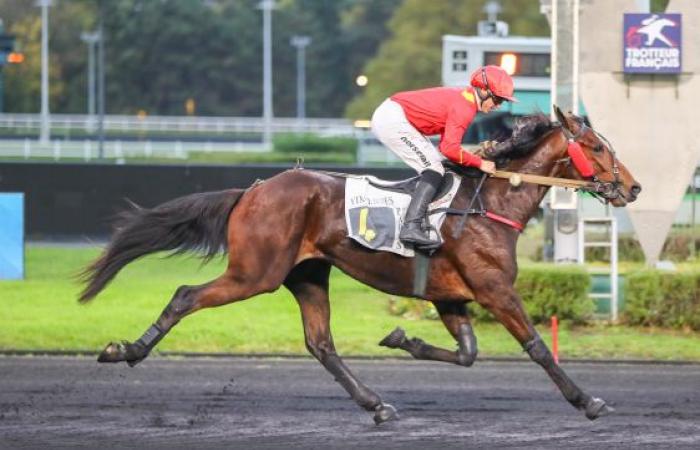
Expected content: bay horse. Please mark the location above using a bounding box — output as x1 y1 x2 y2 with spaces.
80 107 641 425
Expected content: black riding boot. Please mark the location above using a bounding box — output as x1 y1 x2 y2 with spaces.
399 170 443 248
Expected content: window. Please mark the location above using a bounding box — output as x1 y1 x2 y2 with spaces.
484 52 551 77
452 50 468 60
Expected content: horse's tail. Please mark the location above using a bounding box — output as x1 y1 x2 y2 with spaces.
79 188 245 303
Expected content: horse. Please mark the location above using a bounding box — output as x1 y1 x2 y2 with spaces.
80 106 641 425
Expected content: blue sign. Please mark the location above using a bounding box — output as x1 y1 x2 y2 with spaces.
0 193 25 280
623 13 681 74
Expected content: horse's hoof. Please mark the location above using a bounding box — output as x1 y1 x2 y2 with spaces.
585 397 614 420
97 342 127 363
97 341 145 366
379 327 406 348
373 403 398 425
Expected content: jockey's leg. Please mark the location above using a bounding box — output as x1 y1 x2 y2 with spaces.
379 301 477 367
371 98 445 249
399 169 444 249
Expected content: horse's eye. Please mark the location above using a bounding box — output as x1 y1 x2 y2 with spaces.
593 144 604 153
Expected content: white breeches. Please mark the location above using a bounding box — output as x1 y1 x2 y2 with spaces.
370 98 445 175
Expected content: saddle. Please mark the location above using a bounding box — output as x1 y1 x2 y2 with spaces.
366 163 481 198
344 170 463 257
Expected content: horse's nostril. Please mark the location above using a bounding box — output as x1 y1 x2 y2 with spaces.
630 184 642 196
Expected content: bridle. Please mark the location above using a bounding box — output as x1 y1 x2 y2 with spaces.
558 121 624 204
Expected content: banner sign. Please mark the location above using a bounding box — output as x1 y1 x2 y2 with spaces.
0 193 24 280
623 13 681 74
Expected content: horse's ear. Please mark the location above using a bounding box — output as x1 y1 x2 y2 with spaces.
552 105 569 130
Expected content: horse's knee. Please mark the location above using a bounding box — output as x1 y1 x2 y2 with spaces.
524 336 555 367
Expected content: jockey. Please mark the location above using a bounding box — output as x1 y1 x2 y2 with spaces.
371 65 518 249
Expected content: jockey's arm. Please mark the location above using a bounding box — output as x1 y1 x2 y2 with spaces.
440 106 494 173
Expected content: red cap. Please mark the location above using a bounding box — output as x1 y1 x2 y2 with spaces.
470 65 518 102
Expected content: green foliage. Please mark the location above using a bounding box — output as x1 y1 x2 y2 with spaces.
345 0 550 119
387 297 439 320
0 0 400 117
516 266 593 324
624 270 700 331
388 265 593 325
273 133 358 157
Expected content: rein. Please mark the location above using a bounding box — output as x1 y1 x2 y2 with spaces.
489 124 623 203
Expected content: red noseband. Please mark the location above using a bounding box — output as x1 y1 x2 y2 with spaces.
567 140 595 178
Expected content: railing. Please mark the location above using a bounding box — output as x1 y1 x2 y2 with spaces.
578 217 619 322
0 113 356 135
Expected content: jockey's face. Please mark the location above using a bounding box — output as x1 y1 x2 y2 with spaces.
477 88 502 113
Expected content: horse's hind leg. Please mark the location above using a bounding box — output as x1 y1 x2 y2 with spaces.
97 272 259 366
284 260 397 425
379 300 477 367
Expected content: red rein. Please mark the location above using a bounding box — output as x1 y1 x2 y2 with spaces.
567 140 595 178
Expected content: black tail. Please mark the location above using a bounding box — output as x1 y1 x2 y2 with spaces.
79 188 245 303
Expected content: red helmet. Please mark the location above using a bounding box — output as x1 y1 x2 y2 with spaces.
470 65 518 103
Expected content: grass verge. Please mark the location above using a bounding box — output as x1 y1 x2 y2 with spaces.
1 246 699 360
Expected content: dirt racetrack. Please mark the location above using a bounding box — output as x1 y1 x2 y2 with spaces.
1 356 699 449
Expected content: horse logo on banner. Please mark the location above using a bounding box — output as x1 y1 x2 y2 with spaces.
623 13 682 74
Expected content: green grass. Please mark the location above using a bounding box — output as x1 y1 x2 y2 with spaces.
1 246 699 360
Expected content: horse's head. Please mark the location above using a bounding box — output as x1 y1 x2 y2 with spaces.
553 105 641 206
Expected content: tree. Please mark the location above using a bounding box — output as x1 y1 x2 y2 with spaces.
0 0 401 117
3 14 65 113
344 0 549 119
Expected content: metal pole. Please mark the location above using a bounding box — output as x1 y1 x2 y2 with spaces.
611 217 618 322
259 0 275 150
692 169 697 259
572 0 579 115
81 31 99 127
37 0 52 146
97 0 105 158
290 36 311 120
550 0 557 121
0 20 4 113
297 44 304 119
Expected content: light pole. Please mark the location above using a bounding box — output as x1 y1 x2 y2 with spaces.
258 0 275 149
290 35 311 120
97 0 105 158
36 0 52 146
80 31 99 128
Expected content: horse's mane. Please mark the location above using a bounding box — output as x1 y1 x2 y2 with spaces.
495 113 557 160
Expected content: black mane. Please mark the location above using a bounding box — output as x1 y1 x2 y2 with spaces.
486 113 558 163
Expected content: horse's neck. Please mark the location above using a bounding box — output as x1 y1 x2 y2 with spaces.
484 131 569 227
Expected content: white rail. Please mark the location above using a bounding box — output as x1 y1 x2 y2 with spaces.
578 217 619 322
0 113 356 135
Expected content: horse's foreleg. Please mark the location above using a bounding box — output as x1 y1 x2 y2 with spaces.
480 287 613 421
97 273 254 366
285 260 397 425
379 301 477 367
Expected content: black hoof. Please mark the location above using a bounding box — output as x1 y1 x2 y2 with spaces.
373 403 398 425
97 341 146 367
585 397 614 420
379 327 406 349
